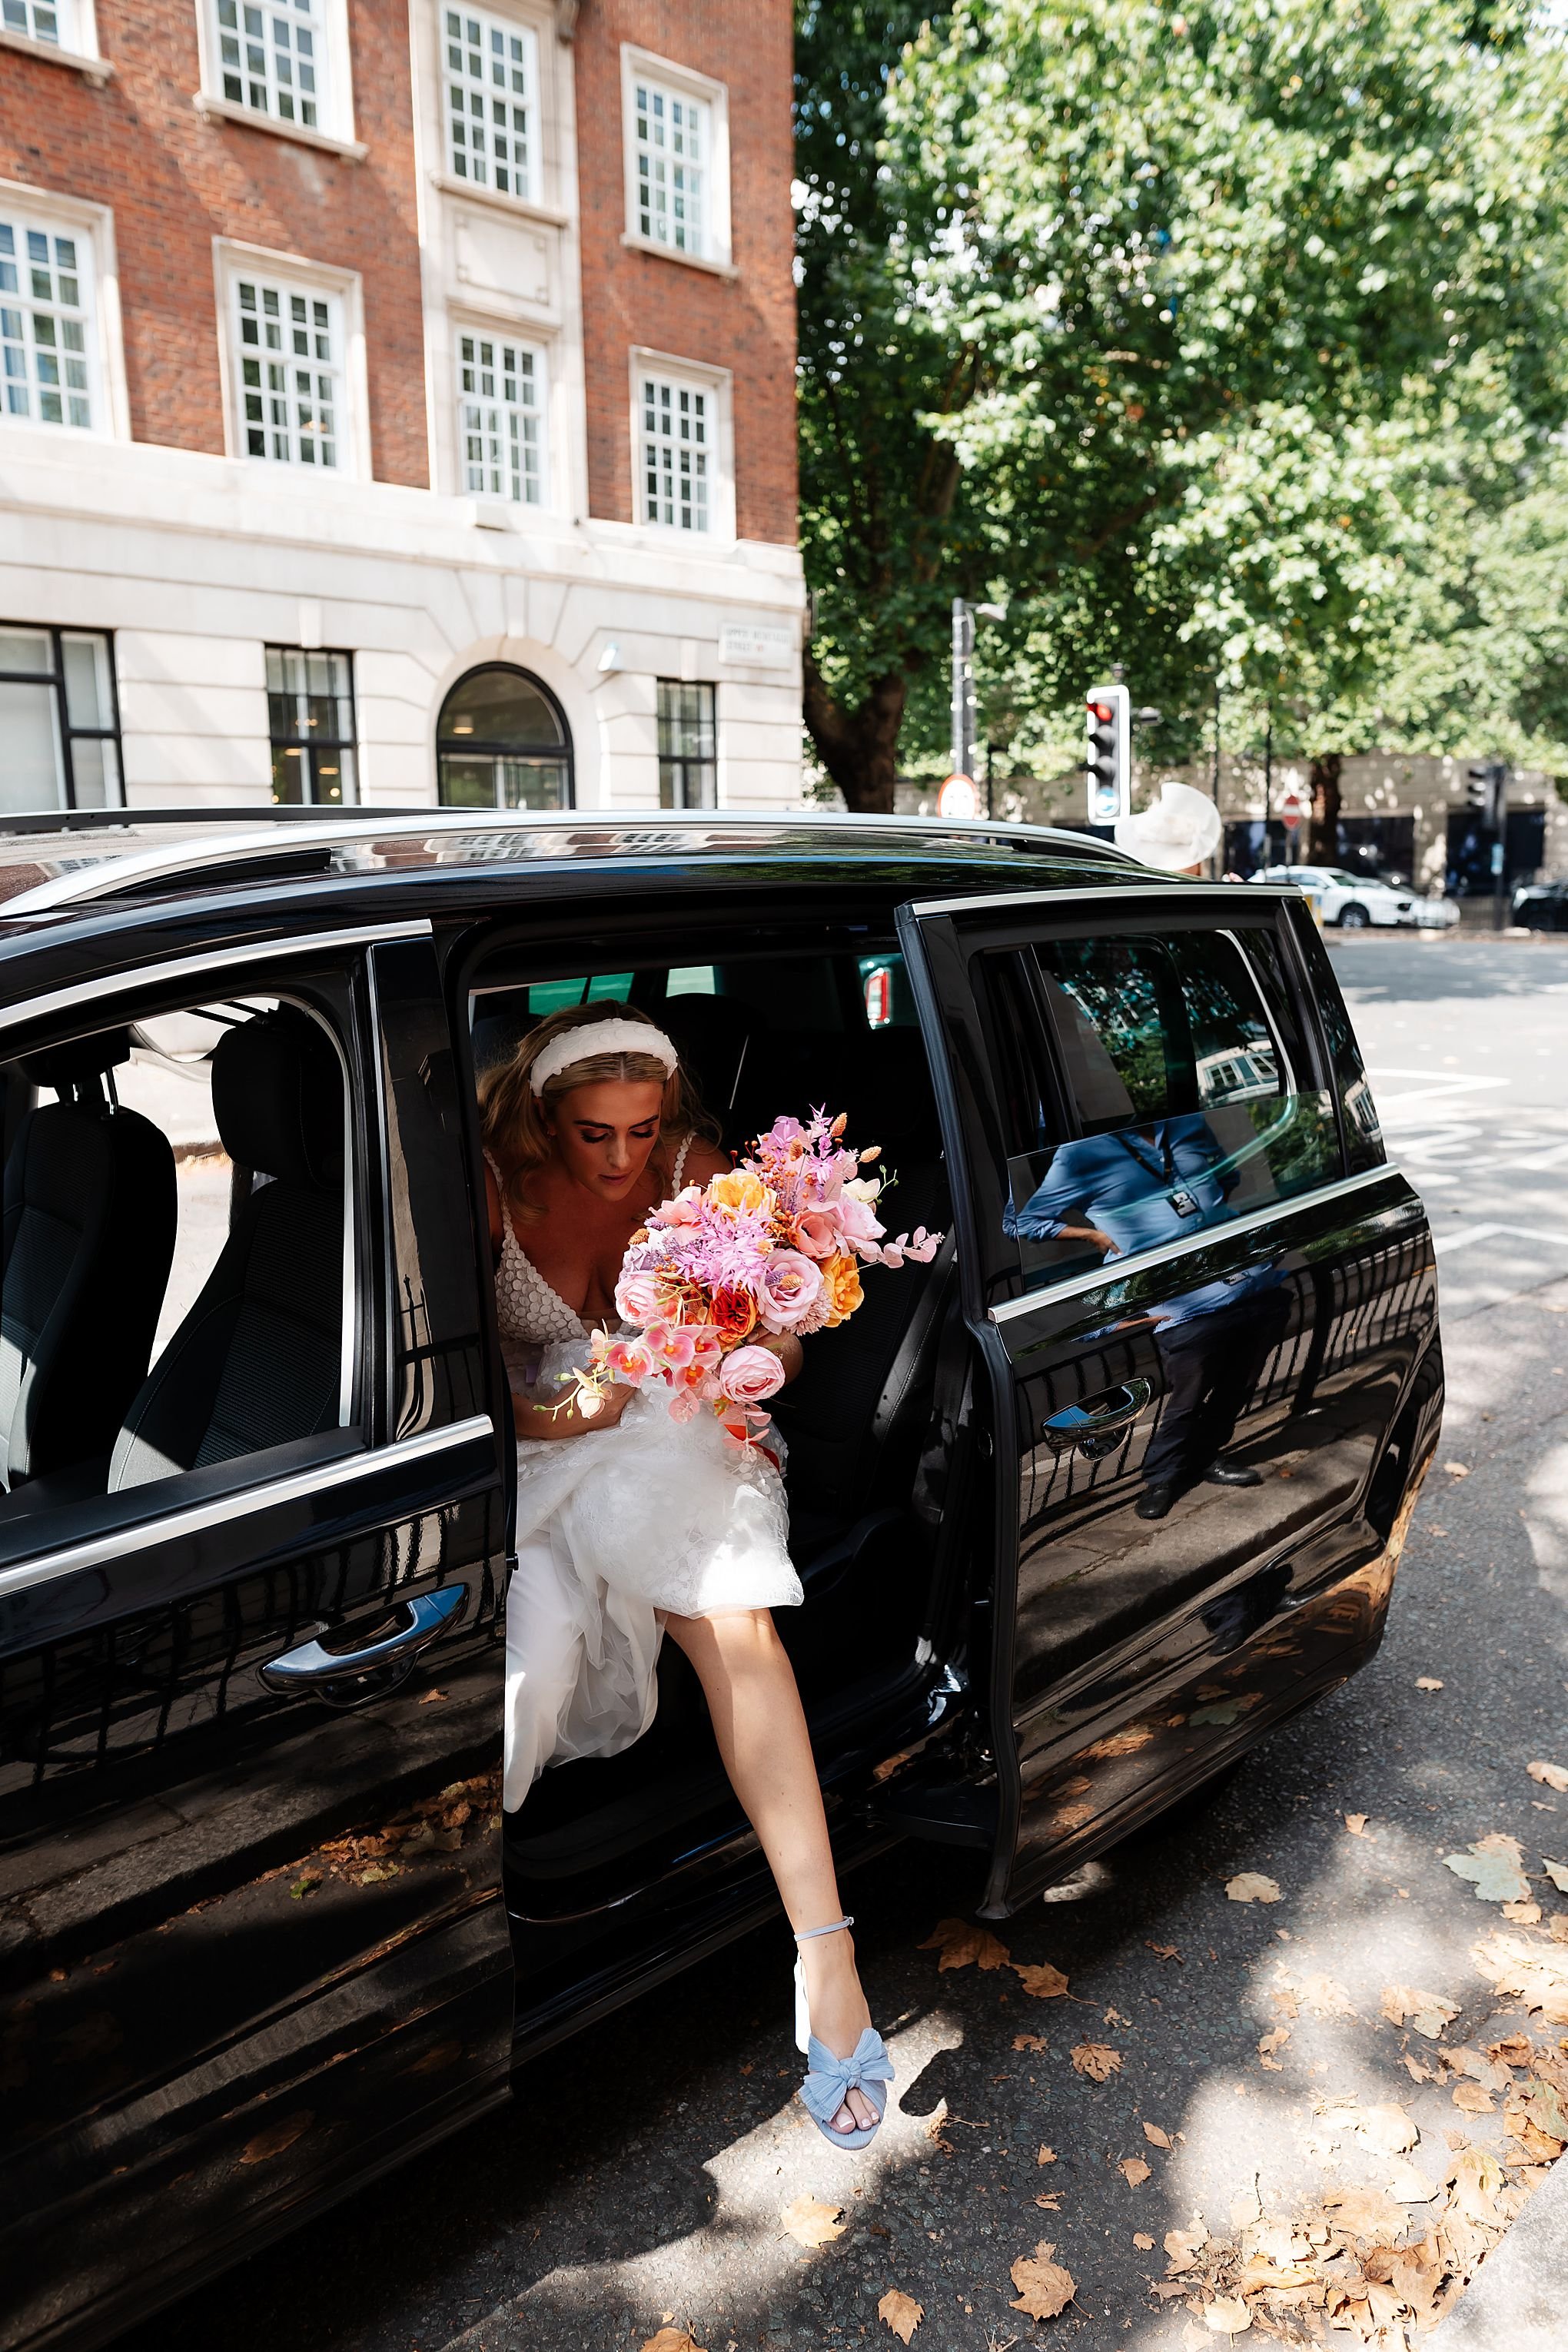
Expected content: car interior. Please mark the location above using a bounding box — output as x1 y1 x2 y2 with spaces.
0 995 354 1548
467 935 957 1884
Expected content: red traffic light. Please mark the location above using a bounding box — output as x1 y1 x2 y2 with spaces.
1087 699 1114 723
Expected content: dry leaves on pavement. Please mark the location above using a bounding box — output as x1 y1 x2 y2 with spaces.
639 2334 706 2352
1070 2041 1121 2081
1012 2031 1048 2051
876 2289 922 2343
1224 1872 1281 1904
1118 2156 1151 2187
1543 1858 1568 1892
1008 2244 1075 2320
1036 2144 1058 2165
1204 2297 1252 2335
1143 2120 1172 2148
1257 2025 1291 2070
240 2111 314 2164
1473 1927 1568 2021
1381 1982 1460 2038
918 1918 1009 1972
1012 1958 1070 1998
1527 1759 1568 1792
1416 1676 1445 1690
1344 1812 1370 1836
779 2196 844 2248
1443 1832 1531 1904
1164 2224 1209 2271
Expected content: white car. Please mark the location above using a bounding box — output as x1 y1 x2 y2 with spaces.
1254 865 1460 930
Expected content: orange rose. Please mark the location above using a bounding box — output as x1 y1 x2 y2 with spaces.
711 1286 760 1344
706 1168 772 1219
821 1253 864 1327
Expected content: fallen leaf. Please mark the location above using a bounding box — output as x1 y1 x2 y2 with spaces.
1443 1834 1530 1905
1487 2033 1535 2066
919 1918 1009 1972
1416 1676 1445 1690
1226 1872 1281 1905
1384 2158 1440 2201
1350 2102 1419 2154
1013 2032 1048 2052
1234 2257 1317 2292
1230 2185 1261 2228
1443 1460 1470 1477
1034 2191 1063 2210
1507 2078 1568 2144
1164 2225 1209 2271
1147 1942 1181 1962
1291 1971 1355 2018
1320 2187 1409 2242
1083 1725 1153 1758
1257 2025 1291 2069
1543 1858 1568 1893
417 1688 448 1706
288 1872 323 1901
1118 2157 1151 2187
639 2335 706 2352
1344 1813 1370 1837
1204 2300 1251 2337
1381 1984 1460 2040
1528 1761 1568 1792
1504 1899 1544 1925
1071 2042 1121 2081
1477 1929 1568 2021
876 2289 923 2344
780 2196 844 2248
1009 2244 1075 2320
1134 2232 1155 2250
1404 2053 1434 2082
240 2111 314 2164
1452 2081 1495 2114
1013 1960 1070 1999
1449 2144 1507 2224
1037 2144 1058 2165
1143 2121 1172 2148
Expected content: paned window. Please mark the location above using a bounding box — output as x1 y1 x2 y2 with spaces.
0 625 121 812
0 215 94 431
3 0 68 42
657 679 716 810
457 332 542 503
234 274 341 467
640 374 708 532
633 78 705 254
267 645 357 804
214 0 324 126
444 8 535 200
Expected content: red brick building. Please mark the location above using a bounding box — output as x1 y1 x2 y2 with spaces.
0 0 802 809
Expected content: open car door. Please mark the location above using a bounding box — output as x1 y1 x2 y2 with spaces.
897 882 1439 1918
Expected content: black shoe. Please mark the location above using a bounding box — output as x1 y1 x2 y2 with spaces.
1135 1481 1179 1520
1204 1457 1263 1488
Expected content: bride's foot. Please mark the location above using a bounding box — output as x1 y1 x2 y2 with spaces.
797 1924 879 2136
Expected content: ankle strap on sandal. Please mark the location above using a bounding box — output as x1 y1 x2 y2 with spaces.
794 1915 854 1942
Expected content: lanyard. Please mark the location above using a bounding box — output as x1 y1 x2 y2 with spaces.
1113 1126 1178 1185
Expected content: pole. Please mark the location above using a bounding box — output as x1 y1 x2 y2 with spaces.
1212 677 1222 877
1492 763 1508 934
949 598 975 780
1263 715 1273 842
985 739 995 819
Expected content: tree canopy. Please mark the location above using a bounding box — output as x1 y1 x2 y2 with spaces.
795 0 1568 810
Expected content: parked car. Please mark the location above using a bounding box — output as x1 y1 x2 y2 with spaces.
1254 864 1459 929
1512 878 1568 932
0 810 1442 2352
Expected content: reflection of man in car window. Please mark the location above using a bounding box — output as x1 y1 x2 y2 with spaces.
1005 1112 1234 1263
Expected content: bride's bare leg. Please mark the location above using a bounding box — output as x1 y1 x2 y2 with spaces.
662 1606 878 2134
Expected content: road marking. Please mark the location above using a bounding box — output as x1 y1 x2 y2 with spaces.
1433 1223 1568 1257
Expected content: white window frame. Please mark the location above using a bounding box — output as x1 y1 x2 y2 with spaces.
440 4 540 206
193 0 358 151
0 180 128 440
628 348 734 546
453 318 547 507
213 238 370 480
0 0 109 77
619 45 732 275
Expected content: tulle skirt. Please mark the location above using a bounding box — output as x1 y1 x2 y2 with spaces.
503 1337 802 1809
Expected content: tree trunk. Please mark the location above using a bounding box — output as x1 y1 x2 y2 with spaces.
802 649 909 816
1308 752 1342 863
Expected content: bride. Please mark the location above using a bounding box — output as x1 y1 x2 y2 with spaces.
481 998 892 2145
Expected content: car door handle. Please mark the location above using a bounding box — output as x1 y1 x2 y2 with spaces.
259 1583 469 1693
1041 1379 1153 1460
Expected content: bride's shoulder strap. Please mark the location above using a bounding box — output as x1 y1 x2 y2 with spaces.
670 1131 693 1190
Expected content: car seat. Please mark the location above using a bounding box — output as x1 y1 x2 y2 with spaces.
108 1012 347 1490
0 1029 176 1488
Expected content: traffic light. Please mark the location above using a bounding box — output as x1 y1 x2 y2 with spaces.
1467 760 1505 822
1085 684 1131 825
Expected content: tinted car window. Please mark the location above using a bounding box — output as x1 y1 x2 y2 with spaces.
996 927 1340 1291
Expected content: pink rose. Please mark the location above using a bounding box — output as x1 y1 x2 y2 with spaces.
832 1192 884 1246
719 1344 788 1407
653 1188 703 1229
616 1270 668 1325
795 1208 841 1260
759 1249 823 1329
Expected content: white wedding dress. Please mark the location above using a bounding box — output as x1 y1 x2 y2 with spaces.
491 1140 803 1810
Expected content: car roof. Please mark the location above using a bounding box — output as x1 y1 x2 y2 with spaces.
0 805 1156 922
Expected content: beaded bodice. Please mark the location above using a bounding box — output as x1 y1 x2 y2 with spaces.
487 1138 693 1344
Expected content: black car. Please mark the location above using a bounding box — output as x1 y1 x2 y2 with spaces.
0 809 1441 2352
1512 877 1568 932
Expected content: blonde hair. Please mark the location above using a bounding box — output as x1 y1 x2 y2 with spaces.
479 998 718 1221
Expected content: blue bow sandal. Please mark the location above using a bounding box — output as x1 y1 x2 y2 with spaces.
793 1915 893 2150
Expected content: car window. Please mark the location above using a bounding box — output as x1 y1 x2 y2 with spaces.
988 926 1341 1293
0 974 361 1566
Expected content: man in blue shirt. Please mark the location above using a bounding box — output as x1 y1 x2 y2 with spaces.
1008 1116 1289 1517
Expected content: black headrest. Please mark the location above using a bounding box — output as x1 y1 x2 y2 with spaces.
22 1027 131 1093
212 1014 343 1188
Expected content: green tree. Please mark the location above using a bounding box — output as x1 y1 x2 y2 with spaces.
796 0 1568 815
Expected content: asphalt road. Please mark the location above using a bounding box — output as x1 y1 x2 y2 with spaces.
119 931 1568 2352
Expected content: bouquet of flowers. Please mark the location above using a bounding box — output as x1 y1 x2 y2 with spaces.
570 1111 942 1445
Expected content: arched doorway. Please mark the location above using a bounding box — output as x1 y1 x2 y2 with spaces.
437 664 573 809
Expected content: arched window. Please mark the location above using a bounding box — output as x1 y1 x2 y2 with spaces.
437 664 573 809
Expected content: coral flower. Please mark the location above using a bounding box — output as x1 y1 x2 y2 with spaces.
710 1286 761 1344
706 1168 772 1220
821 1253 864 1327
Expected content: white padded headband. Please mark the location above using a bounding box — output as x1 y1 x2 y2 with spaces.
530 1018 679 1096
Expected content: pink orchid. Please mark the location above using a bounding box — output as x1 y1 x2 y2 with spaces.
602 1335 655 1385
